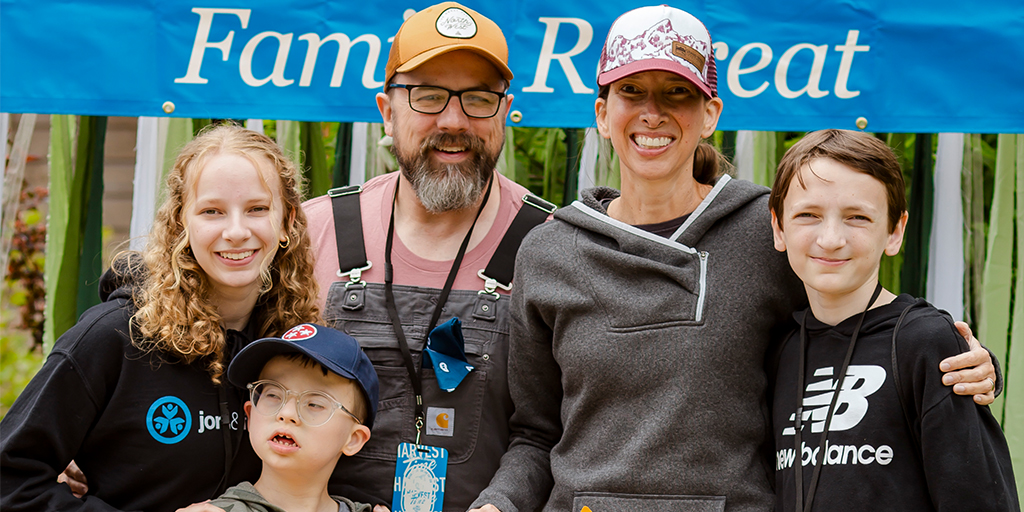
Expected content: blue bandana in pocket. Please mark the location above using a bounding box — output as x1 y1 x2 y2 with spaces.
423 317 474 392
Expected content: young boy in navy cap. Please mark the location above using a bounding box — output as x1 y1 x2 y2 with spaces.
769 129 1017 510
209 323 380 512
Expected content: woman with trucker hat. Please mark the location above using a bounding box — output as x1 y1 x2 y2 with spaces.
470 5 997 511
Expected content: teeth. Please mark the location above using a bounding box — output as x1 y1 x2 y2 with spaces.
274 434 296 446
436 145 466 153
634 135 672 148
220 250 254 260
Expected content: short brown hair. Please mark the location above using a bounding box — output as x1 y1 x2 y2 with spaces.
770 129 906 233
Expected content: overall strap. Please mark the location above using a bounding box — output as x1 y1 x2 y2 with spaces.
329 185 371 282
478 193 556 292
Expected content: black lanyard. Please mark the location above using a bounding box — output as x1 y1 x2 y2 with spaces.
383 175 493 443
794 282 882 512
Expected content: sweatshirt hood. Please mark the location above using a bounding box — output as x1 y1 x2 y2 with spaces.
99 251 147 302
564 175 770 248
796 293 924 338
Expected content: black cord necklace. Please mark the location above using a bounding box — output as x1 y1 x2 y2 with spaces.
794 282 883 512
382 174 493 443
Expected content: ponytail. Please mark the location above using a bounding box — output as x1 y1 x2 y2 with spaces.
693 141 731 185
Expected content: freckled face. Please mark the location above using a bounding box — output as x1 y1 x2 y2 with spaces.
596 70 722 185
183 153 285 304
771 158 906 302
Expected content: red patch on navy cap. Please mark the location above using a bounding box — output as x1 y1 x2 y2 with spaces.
282 324 317 341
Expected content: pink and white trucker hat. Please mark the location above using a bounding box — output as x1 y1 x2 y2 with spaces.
597 5 718 98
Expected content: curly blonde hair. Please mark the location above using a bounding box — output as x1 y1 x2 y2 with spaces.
133 123 321 383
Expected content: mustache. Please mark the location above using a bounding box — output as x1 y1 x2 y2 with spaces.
418 132 487 156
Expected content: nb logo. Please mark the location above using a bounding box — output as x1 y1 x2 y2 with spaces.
146 396 193 444
783 365 886 435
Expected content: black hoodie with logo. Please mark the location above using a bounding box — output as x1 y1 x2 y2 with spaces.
772 294 1018 511
0 282 260 512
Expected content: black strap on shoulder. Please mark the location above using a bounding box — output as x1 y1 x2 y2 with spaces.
891 298 927 464
329 185 368 276
480 193 556 288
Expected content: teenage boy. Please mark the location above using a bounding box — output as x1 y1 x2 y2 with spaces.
768 129 1018 510
210 323 380 512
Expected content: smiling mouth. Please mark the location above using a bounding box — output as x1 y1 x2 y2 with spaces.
633 135 673 149
433 144 467 155
813 256 848 264
219 250 254 261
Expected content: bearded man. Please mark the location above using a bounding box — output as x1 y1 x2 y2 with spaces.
301 3 552 510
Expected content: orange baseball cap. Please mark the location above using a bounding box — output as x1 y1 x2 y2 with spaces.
384 2 514 87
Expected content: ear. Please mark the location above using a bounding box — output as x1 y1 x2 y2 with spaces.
595 98 611 139
340 424 372 457
377 92 394 137
701 97 724 139
502 93 514 117
244 401 253 419
771 210 787 253
885 211 909 256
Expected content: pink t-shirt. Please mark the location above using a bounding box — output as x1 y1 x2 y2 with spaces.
303 171 531 307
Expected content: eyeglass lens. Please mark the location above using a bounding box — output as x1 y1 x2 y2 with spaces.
408 86 502 118
251 381 338 427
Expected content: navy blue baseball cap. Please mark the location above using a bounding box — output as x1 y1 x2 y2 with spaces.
227 323 379 429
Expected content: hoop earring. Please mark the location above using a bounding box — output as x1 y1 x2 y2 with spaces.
279 234 290 249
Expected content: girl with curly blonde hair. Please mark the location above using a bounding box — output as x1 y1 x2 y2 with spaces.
1 124 321 512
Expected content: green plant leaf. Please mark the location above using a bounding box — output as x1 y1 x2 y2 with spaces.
42 115 77 353
300 121 330 199
1004 135 1024 468
981 133 1017 423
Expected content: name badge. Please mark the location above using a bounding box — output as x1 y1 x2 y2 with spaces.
392 442 448 512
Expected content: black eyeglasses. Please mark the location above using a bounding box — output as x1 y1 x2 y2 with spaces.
388 84 507 119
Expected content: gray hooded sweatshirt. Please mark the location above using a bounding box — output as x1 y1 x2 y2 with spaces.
472 176 805 512
210 482 372 512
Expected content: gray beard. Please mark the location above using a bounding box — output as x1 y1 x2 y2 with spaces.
392 131 500 214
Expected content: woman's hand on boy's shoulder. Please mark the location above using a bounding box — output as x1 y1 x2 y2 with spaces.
940 321 997 406
176 501 225 512
469 505 502 512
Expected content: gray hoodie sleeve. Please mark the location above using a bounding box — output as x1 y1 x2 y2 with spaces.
470 230 561 512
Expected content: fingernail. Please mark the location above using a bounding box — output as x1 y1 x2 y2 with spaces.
955 384 965 393
940 362 951 371
942 375 953 385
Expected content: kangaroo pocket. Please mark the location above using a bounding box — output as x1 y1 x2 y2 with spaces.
573 492 726 512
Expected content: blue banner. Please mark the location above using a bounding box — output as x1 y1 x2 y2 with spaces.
2 0 1022 132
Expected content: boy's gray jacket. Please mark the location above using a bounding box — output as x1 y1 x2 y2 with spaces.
210 482 371 512
473 177 806 511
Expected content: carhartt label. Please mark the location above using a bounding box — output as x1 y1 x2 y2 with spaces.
425 407 454 437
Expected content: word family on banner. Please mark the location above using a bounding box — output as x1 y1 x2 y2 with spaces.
2 0 1021 132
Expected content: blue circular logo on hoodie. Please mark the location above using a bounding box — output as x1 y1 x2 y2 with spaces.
146 396 192 444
